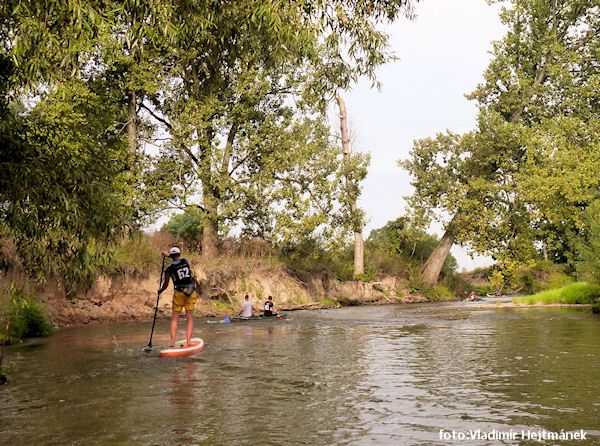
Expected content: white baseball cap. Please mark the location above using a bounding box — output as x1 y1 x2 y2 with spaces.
169 247 181 255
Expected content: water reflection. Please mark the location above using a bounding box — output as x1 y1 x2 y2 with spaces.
1 305 600 445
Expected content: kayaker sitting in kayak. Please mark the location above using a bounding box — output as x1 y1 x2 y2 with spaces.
158 247 197 348
263 296 277 316
239 295 257 317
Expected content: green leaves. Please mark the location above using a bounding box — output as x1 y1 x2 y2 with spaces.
404 0 600 277
1 0 417 279
162 207 204 243
0 82 130 286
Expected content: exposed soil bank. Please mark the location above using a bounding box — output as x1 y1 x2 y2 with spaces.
2 258 428 328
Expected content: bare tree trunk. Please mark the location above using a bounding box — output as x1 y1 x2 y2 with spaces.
127 90 138 158
201 190 219 258
336 93 364 277
354 231 364 276
542 240 548 261
421 218 457 287
123 90 138 234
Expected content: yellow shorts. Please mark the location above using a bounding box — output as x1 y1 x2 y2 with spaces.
172 289 197 312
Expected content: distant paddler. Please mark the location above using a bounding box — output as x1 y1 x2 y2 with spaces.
158 247 197 348
263 295 277 317
238 295 257 317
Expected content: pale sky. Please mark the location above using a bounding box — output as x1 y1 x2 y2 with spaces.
343 0 508 271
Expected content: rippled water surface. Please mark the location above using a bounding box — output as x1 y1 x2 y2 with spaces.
2 302 600 445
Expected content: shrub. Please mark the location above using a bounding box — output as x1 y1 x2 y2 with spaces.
474 285 493 295
355 268 377 283
488 269 505 292
102 235 159 277
543 273 575 290
5 287 54 340
320 297 339 308
518 270 540 294
212 301 235 311
337 295 351 305
426 286 455 301
514 282 600 305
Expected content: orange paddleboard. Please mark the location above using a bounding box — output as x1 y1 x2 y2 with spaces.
159 338 204 358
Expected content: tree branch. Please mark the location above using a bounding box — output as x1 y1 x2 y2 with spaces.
140 102 172 129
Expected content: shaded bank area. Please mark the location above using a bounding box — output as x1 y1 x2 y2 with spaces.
1 257 428 328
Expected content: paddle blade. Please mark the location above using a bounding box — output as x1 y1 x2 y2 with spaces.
222 317 230 323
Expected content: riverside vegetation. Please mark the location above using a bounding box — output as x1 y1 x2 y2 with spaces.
0 216 466 342
1 0 600 364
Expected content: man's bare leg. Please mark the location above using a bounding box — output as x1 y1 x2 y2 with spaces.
186 309 194 346
170 311 181 347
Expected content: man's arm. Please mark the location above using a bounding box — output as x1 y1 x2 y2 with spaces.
158 273 170 294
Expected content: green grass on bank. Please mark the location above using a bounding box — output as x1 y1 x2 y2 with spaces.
513 282 600 305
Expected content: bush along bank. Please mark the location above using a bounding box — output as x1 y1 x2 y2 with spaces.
0 286 54 344
513 282 600 306
0 286 54 385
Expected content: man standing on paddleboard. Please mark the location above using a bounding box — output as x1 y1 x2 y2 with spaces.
158 247 197 347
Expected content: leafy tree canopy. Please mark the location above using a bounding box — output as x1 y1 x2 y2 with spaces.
402 0 600 278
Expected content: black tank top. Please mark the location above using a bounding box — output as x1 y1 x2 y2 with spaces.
166 259 193 287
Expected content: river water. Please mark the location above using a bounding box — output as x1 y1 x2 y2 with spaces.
1 302 600 445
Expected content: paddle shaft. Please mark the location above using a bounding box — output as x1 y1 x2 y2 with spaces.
144 256 166 351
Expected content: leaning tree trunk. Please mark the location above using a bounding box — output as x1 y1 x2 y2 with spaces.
336 93 364 277
421 218 457 287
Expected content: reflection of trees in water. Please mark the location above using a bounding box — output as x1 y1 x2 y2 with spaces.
382 308 600 436
187 323 370 444
480 309 600 431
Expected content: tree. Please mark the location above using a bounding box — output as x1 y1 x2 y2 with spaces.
0 0 176 284
162 207 204 245
0 82 130 288
336 93 365 277
367 217 457 272
402 0 600 285
573 199 600 284
1 0 419 278
139 0 415 256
